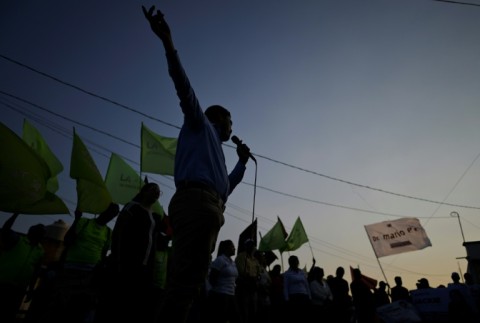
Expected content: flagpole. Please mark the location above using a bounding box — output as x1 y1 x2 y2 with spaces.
364 226 390 287
251 159 258 224
308 241 315 266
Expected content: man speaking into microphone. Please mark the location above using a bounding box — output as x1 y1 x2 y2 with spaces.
143 5 254 323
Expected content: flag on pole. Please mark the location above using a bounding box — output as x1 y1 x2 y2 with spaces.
70 129 112 214
22 119 64 193
19 192 70 214
237 218 257 254
104 153 164 216
258 216 288 252
364 217 432 258
105 153 143 204
281 217 309 252
0 122 68 214
141 123 177 176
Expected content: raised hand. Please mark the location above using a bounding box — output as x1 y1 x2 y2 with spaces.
142 5 173 48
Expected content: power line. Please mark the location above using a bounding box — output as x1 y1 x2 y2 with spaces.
2 53 480 210
0 94 467 217
0 54 180 130
0 91 467 283
432 0 480 7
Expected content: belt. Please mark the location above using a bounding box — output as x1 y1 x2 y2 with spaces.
176 181 224 204
176 180 212 191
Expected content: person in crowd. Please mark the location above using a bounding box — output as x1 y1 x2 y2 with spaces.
254 250 272 323
449 272 465 287
309 265 333 322
390 276 411 303
42 203 119 323
24 220 69 323
207 239 240 323
235 239 260 323
416 277 431 289
448 288 476 323
350 268 376 323
142 5 252 323
447 271 478 319
374 280 391 308
269 264 284 323
464 272 480 314
97 182 161 323
328 266 352 323
152 213 173 323
283 255 311 323
0 213 46 323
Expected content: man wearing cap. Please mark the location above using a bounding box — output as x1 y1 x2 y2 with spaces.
416 278 431 289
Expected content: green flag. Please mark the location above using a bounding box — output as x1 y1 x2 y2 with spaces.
70 129 112 214
22 119 63 193
20 191 70 215
141 123 177 176
0 122 69 214
105 153 143 205
281 217 309 252
258 216 288 252
105 153 164 216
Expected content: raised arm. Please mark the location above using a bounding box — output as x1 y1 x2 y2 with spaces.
142 5 176 54
63 209 83 247
1 212 19 231
142 5 203 125
0 213 20 248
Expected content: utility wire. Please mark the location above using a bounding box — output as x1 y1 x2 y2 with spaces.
432 0 480 7
0 96 456 218
0 93 467 281
1 53 480 210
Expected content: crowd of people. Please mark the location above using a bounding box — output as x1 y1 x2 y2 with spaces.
2 4 480 323
2 208 480 323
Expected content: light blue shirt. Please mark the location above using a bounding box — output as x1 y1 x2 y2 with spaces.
283 269 311 300
210 254 238 295
166 51 245 202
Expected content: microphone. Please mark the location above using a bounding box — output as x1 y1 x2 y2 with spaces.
231 135 256 163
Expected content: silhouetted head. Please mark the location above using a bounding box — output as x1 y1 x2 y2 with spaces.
27 224 46 245
243 238 256 253
288 255 299 269
205 105 232 142
417 278 430 289
451 272 461 283
394 276 403 286
217 239 235 257
336 266 345 278
134 182 161 206
379 281 387 290
271 264 281 275
312 266 325 280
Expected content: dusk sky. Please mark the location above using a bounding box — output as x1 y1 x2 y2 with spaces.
2 0 480 291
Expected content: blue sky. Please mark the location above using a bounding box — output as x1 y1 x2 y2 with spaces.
2 0 480 290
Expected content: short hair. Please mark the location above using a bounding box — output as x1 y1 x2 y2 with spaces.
217 239 234 257
140 182 159 194
132 182 160 202
336 266 345 276
288 255 299 267
205 105 230 123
